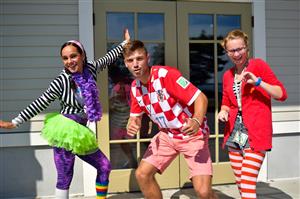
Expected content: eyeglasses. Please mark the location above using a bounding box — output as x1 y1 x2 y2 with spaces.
226 47 247 55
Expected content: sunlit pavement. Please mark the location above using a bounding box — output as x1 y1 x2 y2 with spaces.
71 178 299 199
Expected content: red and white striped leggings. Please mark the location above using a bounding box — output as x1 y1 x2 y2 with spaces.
228 147 266 199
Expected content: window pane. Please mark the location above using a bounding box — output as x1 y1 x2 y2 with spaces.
145 43 165 66
208 139 216 162
110 143 138 169
189 43 215 134
138 13 164 41
219 138 229 162
217 43 233 138
189 14 213 40
140 141 151 160
107 12 134 40
107 43 135 170
217 15 241 40
140 115 159 139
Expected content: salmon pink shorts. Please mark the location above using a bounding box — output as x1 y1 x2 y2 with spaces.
142 131 212 179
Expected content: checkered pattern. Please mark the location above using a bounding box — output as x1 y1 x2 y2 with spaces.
130 66 209 139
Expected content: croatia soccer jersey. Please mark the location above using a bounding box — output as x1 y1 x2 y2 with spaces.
130 66 209 139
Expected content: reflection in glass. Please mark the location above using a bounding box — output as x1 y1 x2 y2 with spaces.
140 142 151 160
138 13 164 41
107 12 134 40
189 14 213 40
139 115 159 139
217 15 241 40
107 42 136 169
145 43 165 66
219 138 229 162
217 43 233 110
106 11 167 170
189 43 215 134
208 139 216 162
110 143 138 169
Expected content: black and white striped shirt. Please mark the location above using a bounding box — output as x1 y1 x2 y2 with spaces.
233 80 242 111
12 40 127 126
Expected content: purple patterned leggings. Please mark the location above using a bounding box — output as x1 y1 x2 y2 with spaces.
54 147 111 190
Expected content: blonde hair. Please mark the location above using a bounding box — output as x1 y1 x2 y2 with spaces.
221 29 249 50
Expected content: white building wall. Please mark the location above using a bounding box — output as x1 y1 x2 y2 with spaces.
265 0 300 180
0 0 85 198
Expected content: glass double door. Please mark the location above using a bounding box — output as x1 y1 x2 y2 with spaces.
94 0 251 193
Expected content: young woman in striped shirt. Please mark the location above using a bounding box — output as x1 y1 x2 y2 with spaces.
0 29 130 199
218 29 287 199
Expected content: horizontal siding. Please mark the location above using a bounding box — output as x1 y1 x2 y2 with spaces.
0 0 79 136
267 38 299 48
3 46 59 57
1 25 78 36
2 15 77 25
1 57 64 68
266 47 299 57
266 0 299 11
2 35 77 47
2 3 78 15
265 0 300 122
272 66 300 76
266 20 299 29
272 111 300 122
268 57 299 66
1 68 60 80
2 89 56 101
266 29 299 38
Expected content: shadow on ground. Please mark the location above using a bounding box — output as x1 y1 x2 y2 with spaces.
256 182 293 199
107 181 294 199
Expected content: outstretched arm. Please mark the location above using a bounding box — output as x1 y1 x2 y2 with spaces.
0 77 61 128
89 28 130 71
0 120 16 129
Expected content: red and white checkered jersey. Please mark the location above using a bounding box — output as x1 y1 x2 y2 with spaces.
130 66 209 139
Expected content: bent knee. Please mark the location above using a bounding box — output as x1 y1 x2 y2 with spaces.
195 187 212 199
135 167 146 180
135 164 156 181
99 161 112 175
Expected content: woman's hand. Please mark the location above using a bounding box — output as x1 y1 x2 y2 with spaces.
217 110 229 122
0 120 16 129
124 28 130 42
243 71 258 85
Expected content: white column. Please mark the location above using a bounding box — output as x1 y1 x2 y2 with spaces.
79 0 97 196
253 0 267 182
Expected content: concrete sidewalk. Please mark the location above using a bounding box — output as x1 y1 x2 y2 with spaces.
71 178 299 198
103 178 299 199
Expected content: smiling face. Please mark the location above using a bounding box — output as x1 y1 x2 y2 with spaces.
225 38 248 68
222 30 249 69
61 45 84 73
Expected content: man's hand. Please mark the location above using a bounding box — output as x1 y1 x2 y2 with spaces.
127 116 141 137
181 118 200 136
0 120 16 129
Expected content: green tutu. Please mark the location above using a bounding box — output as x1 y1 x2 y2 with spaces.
42 113 98 155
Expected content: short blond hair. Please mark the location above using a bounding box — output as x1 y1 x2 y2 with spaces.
221 29 249 50
123 40 148 58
